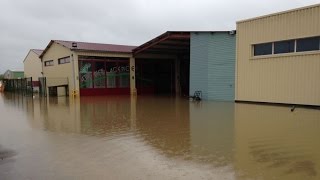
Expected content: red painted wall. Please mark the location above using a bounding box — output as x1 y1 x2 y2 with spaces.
80 88 130 96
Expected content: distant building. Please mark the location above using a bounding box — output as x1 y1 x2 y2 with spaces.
3 70 24 79
236 4 320 106
23 49 43 90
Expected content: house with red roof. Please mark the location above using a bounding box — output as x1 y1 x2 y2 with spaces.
40 40 136 96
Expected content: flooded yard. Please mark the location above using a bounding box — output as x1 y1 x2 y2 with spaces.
0 93 320 180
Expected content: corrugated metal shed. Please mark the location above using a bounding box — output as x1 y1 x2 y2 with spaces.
236 4 320 106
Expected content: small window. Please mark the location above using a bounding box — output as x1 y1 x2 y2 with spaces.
58 56 71 64
44 60 54 66
274 40 295 54
296 37 320 52
254 43 272 56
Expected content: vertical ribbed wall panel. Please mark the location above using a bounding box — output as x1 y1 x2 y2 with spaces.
208 33 236 100
190 32 236 101
236 4 320 105
190 33 209 99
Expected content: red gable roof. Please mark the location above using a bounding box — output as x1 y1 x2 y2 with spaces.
54 40 136 53
31 49 43 56
40 40 137 58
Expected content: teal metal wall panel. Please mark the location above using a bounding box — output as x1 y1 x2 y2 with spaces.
190 32 236 101
190 33 209 99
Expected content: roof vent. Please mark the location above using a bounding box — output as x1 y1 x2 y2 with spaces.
72 42 77 48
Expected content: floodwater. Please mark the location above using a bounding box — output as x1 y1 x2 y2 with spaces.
0 93 320 180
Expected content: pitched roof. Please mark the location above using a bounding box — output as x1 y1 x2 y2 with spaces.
3 70 24 79
237 3 320 23
6 70 24 73
133 31 233 55
23 49 43 63
54 40 137 53
40 40 136 58
31 49 43 56
12 72 24 78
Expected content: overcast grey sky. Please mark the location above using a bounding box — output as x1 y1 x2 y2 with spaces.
0 0 319 74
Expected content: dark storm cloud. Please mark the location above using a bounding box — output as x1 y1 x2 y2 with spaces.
0 0 318 73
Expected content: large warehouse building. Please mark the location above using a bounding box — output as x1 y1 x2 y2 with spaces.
236 4 320 106
133 31 236 100
39 31 236 100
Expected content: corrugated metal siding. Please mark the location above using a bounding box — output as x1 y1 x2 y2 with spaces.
190 33 209 99
208 33 235 100
236 4 320 105
190 32 236 101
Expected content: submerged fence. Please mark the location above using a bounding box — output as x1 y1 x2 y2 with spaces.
2 77 69 97
2 77 33 96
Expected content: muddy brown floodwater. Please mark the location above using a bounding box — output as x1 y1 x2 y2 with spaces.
0 93 320 180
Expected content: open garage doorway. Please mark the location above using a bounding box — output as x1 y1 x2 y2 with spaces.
136 59 175 95
133 32 190 96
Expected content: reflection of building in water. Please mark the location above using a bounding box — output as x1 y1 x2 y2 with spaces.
28 96 235 168
78 96 191 158
1 94 81 134
7 94 183 157
78 96 236 166
79 96 132 135
190 101 234 165
25 96 81 133
234 103 320 180
1 93 41 128
1 93 29 109
43 97 81 133
23 95 132 135
135 97 190 157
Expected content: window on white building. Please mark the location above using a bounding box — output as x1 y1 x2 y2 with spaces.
58 56 70 64
44 60 54 66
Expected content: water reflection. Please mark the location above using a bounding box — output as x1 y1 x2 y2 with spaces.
79 96 132 136
234 103 320 180
1 93 320 179
190 101 234 166
135 97 190 158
